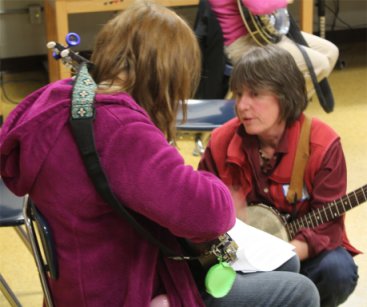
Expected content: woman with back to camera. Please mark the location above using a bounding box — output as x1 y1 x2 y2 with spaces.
0 1 320 306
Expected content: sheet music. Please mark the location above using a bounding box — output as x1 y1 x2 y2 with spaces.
228 218 296 273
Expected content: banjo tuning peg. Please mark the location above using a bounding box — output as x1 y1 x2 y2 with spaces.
65 32 81 47
47 32 92 71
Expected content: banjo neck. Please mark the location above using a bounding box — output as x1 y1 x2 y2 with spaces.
286 185 367 239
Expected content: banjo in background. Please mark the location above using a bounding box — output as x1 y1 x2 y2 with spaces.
236 0 335 113
246 184 367 241
237 0 290 46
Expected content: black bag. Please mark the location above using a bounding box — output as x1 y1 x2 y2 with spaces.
287 15 335 113
194 0 230 99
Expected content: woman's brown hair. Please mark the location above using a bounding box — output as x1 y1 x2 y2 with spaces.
91 0 201 141
230 45 308 125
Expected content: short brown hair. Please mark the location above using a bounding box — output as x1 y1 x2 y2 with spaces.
91 0 201 140
230 45 308 125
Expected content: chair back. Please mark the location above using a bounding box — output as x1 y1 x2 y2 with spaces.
176 99 235 132
23 197 58 307
176 99 235 155
0 178 24 226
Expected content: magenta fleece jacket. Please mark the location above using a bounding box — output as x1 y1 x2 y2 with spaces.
0 79 235 306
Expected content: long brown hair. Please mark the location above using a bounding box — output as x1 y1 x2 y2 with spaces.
230 45 308 125
91 0 201 140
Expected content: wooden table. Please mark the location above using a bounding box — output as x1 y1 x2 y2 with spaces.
44 0 314 82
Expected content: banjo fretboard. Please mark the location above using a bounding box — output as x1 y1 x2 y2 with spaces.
287 185 367 239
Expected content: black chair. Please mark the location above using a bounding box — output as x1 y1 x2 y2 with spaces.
23 197 58 307
0 178 29 307
176 99 235 155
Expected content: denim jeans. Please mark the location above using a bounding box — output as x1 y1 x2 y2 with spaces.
301 247 359 307
201 255 320 307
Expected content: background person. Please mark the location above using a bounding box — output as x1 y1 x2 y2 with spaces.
207 0 339 99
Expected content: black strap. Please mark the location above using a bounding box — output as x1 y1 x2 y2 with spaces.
287 14 334 113
193 0 230 99
69 63 194 260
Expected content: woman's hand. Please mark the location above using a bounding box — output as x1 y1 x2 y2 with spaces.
229 187 248 222
290 239 309 261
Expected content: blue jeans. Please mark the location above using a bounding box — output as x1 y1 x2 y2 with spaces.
201 255 320 306
301 247 359 307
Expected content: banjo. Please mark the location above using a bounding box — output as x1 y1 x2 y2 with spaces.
237 0 290 46
245 184 367 241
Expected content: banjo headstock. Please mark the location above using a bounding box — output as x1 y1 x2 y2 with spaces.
46 32 93 75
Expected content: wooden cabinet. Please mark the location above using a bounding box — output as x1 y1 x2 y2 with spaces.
44 0 313 82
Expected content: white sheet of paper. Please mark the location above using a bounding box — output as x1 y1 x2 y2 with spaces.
228 218 296 273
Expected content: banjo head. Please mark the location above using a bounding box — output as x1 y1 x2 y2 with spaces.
246 204 290 241
259 8 290 37
237 0 290 46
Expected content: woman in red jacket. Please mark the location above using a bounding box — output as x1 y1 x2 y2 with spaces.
199 45 359 307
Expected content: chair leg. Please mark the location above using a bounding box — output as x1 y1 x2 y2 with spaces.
23 202 55 307
0 274 22 307
225 90 234 100
194 134 205 156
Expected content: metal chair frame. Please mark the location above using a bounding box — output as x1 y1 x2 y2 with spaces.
0 178 30 307
23 197 57 307
0 274 22 307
